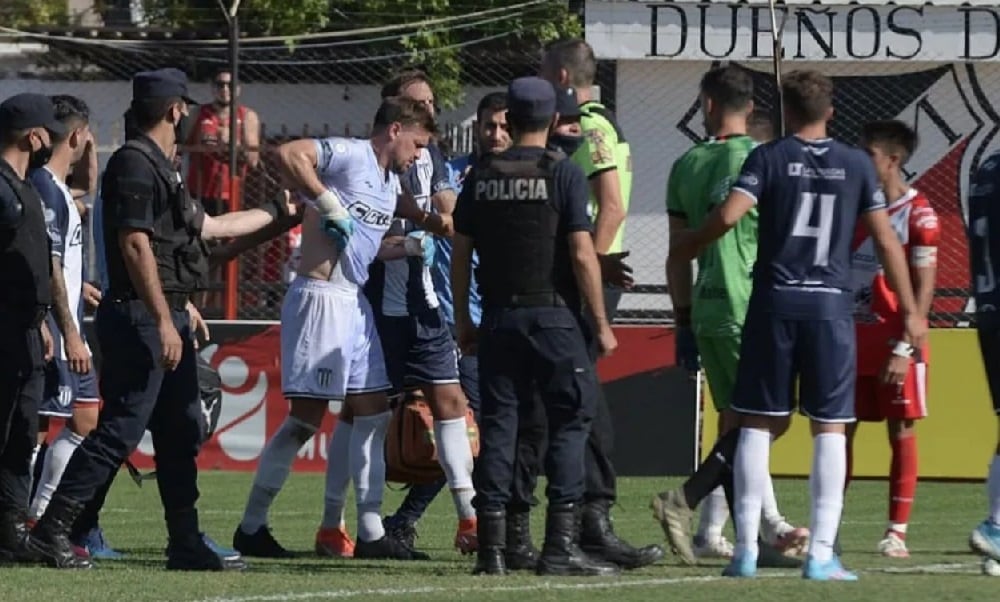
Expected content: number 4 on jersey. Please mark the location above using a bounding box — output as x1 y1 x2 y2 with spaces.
792 192 836 267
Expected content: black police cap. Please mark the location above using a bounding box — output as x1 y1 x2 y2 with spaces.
0 93 67 137
132 68 198 104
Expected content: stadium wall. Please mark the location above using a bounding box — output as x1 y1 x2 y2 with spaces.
78 322 994 480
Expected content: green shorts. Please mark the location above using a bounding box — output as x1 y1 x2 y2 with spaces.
697 334 740 411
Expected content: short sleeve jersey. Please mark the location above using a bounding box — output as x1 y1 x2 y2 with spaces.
666 135 758 335
32 167 88 358
571 101 632 253
732 136 886 319
313 136 399 288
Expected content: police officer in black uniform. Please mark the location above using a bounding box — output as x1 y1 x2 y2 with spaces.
26 68 294 571
0 93 63 560
452 76 620 577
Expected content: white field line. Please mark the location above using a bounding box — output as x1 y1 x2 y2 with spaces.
193 561 982 602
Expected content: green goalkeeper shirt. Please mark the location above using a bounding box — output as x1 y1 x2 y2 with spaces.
666 135 758 336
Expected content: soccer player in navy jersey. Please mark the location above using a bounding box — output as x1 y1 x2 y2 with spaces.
672 70 927 580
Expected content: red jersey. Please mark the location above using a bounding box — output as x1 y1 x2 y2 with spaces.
186 104 248 200
850 188 940 374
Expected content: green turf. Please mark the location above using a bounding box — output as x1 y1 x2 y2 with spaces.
2 472 997 601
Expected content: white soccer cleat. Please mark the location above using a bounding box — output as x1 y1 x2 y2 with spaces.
877 532 910 558
761 519 810 557
693 534 734 559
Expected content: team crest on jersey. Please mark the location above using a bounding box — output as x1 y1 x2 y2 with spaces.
678 62 1000 326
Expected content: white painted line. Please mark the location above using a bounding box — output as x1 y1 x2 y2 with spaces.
193 562 981 602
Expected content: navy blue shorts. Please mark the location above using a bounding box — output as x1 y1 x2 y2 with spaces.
977 323 1000 415
376 307 460 394
732 312 856 423
41 359 100 418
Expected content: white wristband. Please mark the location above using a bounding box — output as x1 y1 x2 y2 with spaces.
892 340 914 358
315 189 349 221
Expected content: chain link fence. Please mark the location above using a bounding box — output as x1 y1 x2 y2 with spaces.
1 15 986 326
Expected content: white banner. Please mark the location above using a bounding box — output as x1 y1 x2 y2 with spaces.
585 1 1000 62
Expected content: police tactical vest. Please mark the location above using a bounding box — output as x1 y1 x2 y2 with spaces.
122 139 209 293
472 150 573 307
0 159 52 311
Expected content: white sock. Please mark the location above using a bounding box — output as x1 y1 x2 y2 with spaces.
433 417 475 520
807 432 847 563
351 411 390 543
321 419 353 530
240 416 317 533
29 429 83 519
734 428 771 559
761 472 785 529
696 487 728 540
28 443 42 493
989 454 1000 525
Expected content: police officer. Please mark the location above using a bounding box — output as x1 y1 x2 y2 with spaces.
452 76 619 577
0 93 63 561
26 68 294 570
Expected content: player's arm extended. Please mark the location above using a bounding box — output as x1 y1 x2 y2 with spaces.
666 215 694 323
590 169 626 255
685 190 755 254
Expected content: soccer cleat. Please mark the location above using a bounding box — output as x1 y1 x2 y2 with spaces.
74 527 124 560
722 551 758 578
802 555 858 581
693 534 734 559
455 517 478 555
650 489 697 565
315 526 355 558
877 531 910 558
232 525 293 559
354 533 430 561
383 516 418 551
970 520 1000 561
761 518 810 557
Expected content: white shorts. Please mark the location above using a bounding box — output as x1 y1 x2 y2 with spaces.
280 277 390 401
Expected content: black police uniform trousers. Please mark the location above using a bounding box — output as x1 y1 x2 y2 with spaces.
53 298 204 528
510 285 622 510
473 305 599 511
0 311 45 515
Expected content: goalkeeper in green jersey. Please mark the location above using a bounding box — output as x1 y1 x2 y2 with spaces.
651 66 808 566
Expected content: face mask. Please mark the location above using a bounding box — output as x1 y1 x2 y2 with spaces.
550 133 584 157
28 136 53 170
174 110 190 143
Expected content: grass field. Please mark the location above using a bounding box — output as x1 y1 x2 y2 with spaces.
3 472 997 601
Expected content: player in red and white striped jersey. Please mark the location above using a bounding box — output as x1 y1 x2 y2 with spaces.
847 120 939 559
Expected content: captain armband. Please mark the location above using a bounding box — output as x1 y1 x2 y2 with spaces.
910 246 937 269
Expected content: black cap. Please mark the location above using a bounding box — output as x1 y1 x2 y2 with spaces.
0 93 67 136
132 68 198 104
507 76 556 122
554 85 581 119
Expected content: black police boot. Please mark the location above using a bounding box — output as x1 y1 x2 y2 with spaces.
0 509 29 562
166 509 247 571
472 510 506 576
580 499 665 570
505 509 539 571
23 495 92 569
536 503 620 577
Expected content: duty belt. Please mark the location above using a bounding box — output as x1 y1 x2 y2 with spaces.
487 292 566 309
111 290 190 310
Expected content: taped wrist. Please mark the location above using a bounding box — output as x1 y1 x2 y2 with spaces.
315 189 349 221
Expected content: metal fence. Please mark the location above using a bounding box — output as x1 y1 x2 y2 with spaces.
0 18 984 326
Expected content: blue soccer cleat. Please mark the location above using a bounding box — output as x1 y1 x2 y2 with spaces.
722 551 758 578
970 520 1000 561
75 526 125 560
202 532 240 558
802 555 858 581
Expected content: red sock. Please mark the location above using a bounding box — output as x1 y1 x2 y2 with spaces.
889 434 918 534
